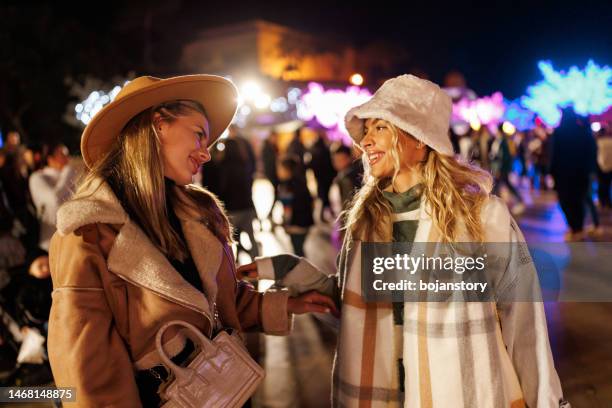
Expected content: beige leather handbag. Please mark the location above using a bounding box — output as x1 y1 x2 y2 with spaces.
156 320 264 408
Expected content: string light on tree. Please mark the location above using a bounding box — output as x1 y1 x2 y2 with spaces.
75 85 123 126
521 60 612 127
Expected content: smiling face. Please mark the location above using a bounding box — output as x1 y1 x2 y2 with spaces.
155 110 211 185
360 118 427 179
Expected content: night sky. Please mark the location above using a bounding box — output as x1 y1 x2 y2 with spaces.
1 0 610 143
8 0 612 96
171 0 611 97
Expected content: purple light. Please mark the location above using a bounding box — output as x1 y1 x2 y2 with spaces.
453 92 506 129
298 82 372 143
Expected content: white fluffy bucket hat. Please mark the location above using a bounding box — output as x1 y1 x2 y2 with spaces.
345 74 454 155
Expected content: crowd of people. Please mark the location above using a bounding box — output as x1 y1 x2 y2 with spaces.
0 103 610 392
0 130 79 387
450 111 611 239
201 125 364 258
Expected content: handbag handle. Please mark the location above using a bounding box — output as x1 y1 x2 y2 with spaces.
155 320 219 386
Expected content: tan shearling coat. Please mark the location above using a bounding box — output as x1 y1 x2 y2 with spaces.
47 179 290 407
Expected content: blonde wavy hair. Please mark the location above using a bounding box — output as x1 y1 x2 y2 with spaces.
74 100 232 261
344 123 493 243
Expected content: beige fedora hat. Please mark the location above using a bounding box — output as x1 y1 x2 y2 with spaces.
81 74 238 168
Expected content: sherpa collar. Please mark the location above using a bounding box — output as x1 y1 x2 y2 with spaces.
56 178 224 320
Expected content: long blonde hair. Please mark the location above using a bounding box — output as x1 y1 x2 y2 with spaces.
74 100 232 261
344 123 492 243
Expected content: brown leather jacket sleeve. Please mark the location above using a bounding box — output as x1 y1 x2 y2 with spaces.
234 280 291 335
47 228 142 407
215 245 291 336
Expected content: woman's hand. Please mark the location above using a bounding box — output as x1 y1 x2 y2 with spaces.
236 262 258 279
29 255 50 279
287 291 340 318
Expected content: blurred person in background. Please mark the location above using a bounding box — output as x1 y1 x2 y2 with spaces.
0 152 26 290
276 155 313 256
26 144 46 173
449 126 461 154
261 131 279 190
287 126 306 166
528 126 552 190
470 125 492 170
10 251 54 386
515 131 530 187
17 252 52 333
584 181 602 236
216 136 260 259
199 140 223 195
550 109 598 241
227 125 256 169
331 143 363 217
306 129 336 222
2 131 23 155
28 143 79 251
596 125 612 210
0 132 38 251
261 130 280 223
491 126 525 215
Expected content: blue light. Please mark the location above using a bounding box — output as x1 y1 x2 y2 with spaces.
503 98 535 131
520 60 612 127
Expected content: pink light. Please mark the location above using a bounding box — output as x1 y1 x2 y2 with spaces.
453 92 506 127
298 82 372 140
590 106 612 124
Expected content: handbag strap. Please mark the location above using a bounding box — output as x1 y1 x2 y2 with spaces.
155 320 218 382
211 301 221 333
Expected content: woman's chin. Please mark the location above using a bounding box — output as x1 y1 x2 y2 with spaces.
168 174 192 186
370 167 389 179
179 176 193 185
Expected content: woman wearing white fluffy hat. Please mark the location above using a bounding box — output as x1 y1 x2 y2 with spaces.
248 74 568 407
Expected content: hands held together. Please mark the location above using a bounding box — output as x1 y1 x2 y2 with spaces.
237 262 339 318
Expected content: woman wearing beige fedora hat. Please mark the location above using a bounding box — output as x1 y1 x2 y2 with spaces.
241 75 569 407
46 74 337 407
